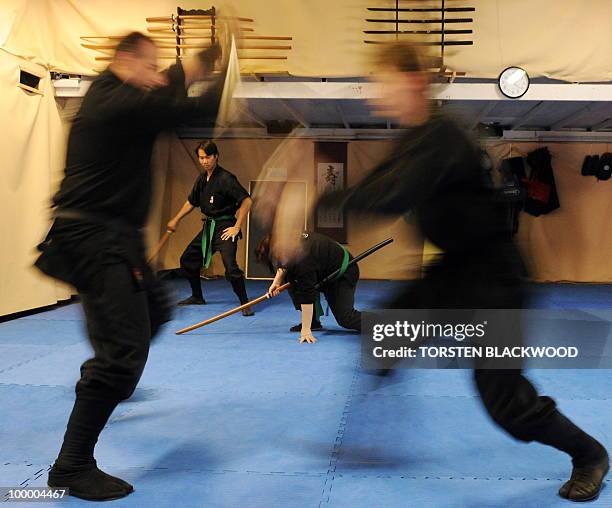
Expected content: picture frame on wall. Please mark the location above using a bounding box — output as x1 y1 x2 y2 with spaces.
314 142 348 243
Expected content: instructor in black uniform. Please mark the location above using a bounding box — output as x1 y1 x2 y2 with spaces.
260 231 361 343
319 42 608 502
34 32 228 500
167 140 253 315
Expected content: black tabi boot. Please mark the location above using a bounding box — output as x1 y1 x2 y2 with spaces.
539 412 609 502
178 278 206 305
48 396 134 501
230 278 254 316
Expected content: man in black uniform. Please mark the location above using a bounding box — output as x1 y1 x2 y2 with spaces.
260 231 361 343
319 42 608 502
167 140 254 315
34 32 228 500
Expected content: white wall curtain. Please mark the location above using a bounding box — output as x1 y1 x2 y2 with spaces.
0 49 71 316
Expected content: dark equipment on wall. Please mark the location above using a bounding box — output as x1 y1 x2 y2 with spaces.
581 153 612 181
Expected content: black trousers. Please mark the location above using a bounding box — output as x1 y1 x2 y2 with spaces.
77 261 166 401
289 264 361 331
385 252 593 452
35 218 171 467
180 222 243 281
179 222 249 303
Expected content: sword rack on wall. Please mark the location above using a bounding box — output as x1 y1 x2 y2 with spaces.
364 0 474 80
81 6 292 74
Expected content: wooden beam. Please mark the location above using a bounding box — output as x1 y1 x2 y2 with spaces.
147 26 254 32
238 104 267 128
365 18 473 23
364 40 472 46
511 101 546 130
84 43 291 50
471 101 497 129
364 29 472 34
335 103 351 129
147 15 254 22
82 34 289 41
551 103 595 130
590 117 612 131
367 7 475 13
280 99 309 127
95 55 287 61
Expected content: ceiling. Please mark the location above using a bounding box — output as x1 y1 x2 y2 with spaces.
238 97 612 132
54 76 612 140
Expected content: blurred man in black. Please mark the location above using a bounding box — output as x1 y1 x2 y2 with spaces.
260 231 361 343
35 32 228 500
319 42 608 502
167 140 254 315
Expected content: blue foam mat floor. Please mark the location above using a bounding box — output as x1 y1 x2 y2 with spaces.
0 279 611 507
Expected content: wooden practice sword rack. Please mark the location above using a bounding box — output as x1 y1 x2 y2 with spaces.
81 5 293 72
364 0 474 79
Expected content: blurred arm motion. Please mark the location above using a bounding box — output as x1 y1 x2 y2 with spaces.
167 201 195 232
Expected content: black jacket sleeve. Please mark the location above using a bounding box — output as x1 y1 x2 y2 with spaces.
286 258 318 305
188 175 202 207
93 63 226 130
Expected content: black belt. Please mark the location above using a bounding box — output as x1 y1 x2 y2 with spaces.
54 208 141 235
49 209 147 289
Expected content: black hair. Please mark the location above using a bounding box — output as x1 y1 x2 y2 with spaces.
195 140 219 157
115 32 155 55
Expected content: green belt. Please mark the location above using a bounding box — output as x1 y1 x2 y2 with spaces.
334 244 350 281
201 215 236 268
315 243 350 319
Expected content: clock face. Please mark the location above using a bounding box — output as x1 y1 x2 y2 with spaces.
498 67 530 98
